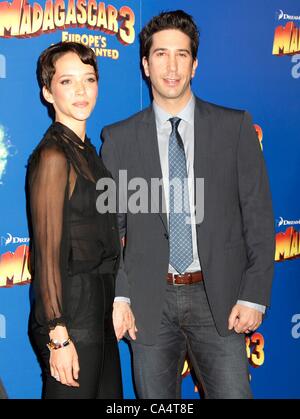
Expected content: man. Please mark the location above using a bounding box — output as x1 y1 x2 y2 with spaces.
101 10 275 399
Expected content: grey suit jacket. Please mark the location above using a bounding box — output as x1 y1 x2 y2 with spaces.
101 97 275 345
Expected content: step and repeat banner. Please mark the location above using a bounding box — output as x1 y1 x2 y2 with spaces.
0 0 299 399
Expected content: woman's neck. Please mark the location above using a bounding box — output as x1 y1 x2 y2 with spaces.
55 117 86 142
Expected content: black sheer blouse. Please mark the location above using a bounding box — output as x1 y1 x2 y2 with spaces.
27 122 120 332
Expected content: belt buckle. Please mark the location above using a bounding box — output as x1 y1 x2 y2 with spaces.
174 273 183 285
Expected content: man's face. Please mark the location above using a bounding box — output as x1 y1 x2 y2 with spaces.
142 29 198 106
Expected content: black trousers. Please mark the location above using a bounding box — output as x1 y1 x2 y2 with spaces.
31 272 123 399
36 339 122 399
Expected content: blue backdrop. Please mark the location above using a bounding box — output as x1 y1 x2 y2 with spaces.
0 0 299 399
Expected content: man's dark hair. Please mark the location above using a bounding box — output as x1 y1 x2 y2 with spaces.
140 10 199 60
38 41 99 91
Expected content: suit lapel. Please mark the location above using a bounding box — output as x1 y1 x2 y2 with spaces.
136 106 168 233
194 99 212 242
194 99 212 182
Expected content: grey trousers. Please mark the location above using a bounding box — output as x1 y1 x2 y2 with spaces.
131 281 253 399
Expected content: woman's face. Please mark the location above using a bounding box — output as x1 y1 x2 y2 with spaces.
43 52 98 128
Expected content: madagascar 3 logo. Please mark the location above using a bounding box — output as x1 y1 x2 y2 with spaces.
0 0 135 44
254 124 263 150
275 226 300 261
272 22 300 55
0 245 31 287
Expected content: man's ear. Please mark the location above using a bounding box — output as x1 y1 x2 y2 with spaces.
142 56 150 78
191 58 198 79
42 86 54 104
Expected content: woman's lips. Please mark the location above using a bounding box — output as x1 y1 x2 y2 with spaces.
73 101 89 108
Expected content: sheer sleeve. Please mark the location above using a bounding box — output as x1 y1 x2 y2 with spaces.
29 144 69 331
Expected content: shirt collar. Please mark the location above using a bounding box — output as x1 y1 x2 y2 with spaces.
153 94 195 127
52 121 92 150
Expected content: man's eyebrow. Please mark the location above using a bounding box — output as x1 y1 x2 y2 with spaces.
152 48 167 53
177 49 191 54
151 48 191 54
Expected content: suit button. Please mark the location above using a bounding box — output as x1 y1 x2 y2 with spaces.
164 233 169 240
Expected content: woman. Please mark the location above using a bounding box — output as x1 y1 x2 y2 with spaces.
27 42 122 398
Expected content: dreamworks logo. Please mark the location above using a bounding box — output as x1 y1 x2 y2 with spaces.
0 314 6 339
277 9 300 21
277 217 300 228
0 233 30 246
0 54 6 79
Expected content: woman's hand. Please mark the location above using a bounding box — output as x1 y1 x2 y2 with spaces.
49 326 80 387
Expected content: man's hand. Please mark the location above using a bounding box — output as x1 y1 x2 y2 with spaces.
113 301 137 341
228 304 263 334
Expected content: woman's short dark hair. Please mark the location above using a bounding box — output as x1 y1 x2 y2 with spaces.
38 41 99 91
140 10 199 61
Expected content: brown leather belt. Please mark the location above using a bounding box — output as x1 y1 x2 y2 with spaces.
167 271 204 285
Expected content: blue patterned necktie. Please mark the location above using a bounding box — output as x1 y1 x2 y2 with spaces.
168 117 193 274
